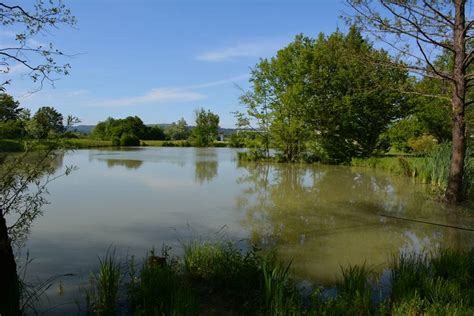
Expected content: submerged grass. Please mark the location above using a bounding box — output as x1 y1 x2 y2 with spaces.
84 241 474 316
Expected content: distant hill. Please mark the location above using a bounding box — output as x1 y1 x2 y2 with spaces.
69 125 95 134
70 124 237 135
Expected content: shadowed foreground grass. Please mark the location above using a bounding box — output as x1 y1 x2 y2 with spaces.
84 240 474 316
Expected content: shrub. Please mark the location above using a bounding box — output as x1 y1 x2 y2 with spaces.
407 134 438 155
0 120 26 139
119 133 140 146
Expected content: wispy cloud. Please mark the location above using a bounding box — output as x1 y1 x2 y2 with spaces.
95 74 248 107
197 39 286 62
97 88 205 107
13 74 248 109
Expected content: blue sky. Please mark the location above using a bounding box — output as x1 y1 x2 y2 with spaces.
4 0 348 127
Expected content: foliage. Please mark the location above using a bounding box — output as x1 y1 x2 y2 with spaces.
128 248 198 316
311 265 374 315
239 28 408 163
86 248 122 316
30 106 65 139
0 120 27 139
165 118 190 140
0 1 76 88
192 108 219 147
146 125 165 140
387 116 426 152
92 116 165 142
0 93 22 122
120 133 140 146
407 134 438 155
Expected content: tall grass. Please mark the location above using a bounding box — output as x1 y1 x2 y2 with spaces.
352 142 474 196
86 248 122 316
128 248 198 316
260 256 298 316
83 242 474 315
389 249 474 315
311 265 374 316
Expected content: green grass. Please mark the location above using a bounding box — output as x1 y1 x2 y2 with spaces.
128 248 198 316
64 138 113 149
0 138 114 152
141 140 191 147
141 140 229 147
352 143 474 196
86 248 122 316
84 241 474 315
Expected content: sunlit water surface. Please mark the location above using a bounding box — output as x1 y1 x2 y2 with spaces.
19 147 474 314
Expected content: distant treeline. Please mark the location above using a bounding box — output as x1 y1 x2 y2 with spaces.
0 93 79 140
91 108 221 147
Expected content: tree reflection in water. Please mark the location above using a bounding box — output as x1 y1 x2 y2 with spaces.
0 149 68 313
194 148 218 184
235 161 474 284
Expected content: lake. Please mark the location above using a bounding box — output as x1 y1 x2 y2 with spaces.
21 147 474 313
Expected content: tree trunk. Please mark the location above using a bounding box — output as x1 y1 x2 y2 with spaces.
0 213 21 316
445 0 467 204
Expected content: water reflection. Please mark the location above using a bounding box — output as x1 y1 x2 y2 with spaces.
106 159 143 170
194 148 218 184
3 151 65 247
236 162 474 283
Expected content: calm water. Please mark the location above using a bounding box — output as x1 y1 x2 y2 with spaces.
20 147 474 312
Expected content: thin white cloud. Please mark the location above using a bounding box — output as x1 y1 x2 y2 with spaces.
185 74 249 89
12 74 249 110
97 88 205 107
197 39 286 62
95 74 248 107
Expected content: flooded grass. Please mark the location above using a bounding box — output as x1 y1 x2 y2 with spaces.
82 240 474 315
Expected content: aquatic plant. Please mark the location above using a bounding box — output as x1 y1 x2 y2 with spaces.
86 248 122 316
128 248 198 316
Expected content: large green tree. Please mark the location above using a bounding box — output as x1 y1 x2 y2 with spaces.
305 28 408 162
0 93 22 122
193 108 219 147
240 28 408 163
92 116 165 142
347 0 474 203
30 106 65 139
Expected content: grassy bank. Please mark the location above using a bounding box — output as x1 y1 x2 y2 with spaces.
83 239 474 315
141 140 229 147
0 138 114 152
352 143 473 195
1 138 233 152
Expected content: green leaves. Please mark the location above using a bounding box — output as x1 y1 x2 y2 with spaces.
193 108 219 147
240 28 408 163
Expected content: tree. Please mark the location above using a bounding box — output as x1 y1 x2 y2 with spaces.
0 93 22 122
240 30 408 163
305 28 408 162
235 67 274 158
165 117 190 140
0 2 75 314
31 106 65 138
346 0 474 202
92 116 163 141
193 108 219 147
0 1 76 89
